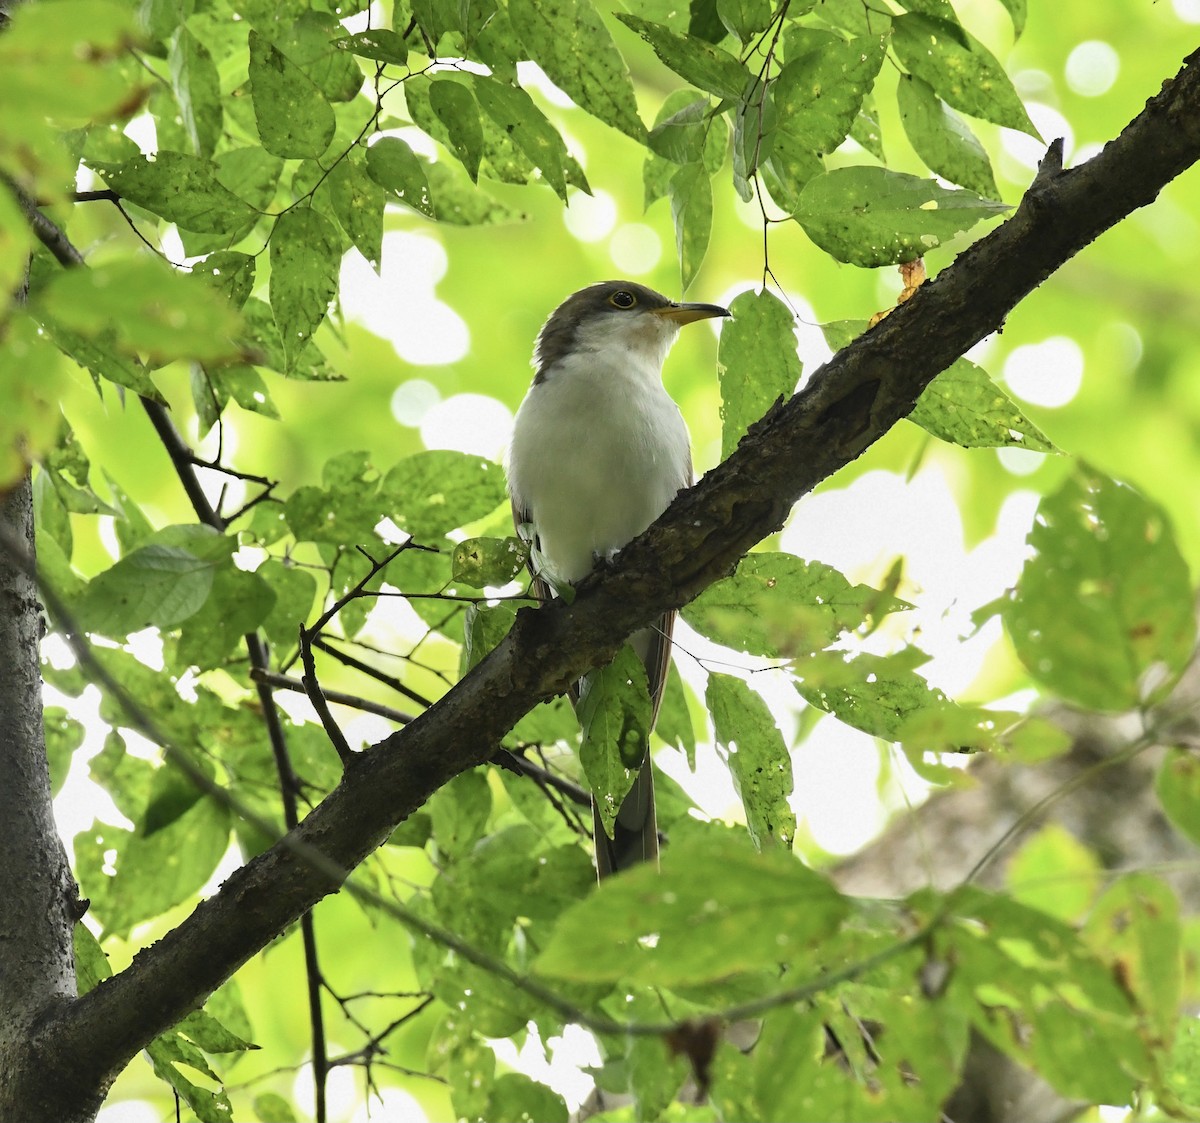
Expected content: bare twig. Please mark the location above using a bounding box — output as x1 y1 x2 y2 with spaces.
249 668 418 725
300 626 354 765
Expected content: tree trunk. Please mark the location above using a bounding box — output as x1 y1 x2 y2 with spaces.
0 478 90 1123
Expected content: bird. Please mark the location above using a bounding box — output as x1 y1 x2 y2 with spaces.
506 280 730 877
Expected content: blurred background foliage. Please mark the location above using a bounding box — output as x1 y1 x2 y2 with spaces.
5 0 1200 1117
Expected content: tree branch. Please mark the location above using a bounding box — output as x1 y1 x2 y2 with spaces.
21 45 1200 1118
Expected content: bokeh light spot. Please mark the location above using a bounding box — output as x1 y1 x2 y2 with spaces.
1002 336 1085 408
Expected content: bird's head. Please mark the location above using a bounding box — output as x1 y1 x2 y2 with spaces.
533 280 730 378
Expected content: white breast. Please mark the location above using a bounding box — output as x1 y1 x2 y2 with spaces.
507 348 692 587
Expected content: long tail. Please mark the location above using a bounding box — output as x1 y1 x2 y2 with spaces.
593 765 657 878
591 612 672 877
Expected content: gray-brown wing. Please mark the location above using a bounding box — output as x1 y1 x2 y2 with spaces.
511 499 553 607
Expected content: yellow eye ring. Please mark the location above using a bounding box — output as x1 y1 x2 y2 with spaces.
609 290 637 309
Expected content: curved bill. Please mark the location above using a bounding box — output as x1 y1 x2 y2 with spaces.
654 301 732 325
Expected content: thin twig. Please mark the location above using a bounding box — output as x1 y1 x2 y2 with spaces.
312 636 436 710
300 626 354 765
249 668 418 725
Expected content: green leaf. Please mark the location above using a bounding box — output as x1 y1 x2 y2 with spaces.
486 1073 568 1123
147 1030 233 1123
273 11 362 103
794 166 1009 267
428 78 485 182
424 159 528 225
74 925 112 996
625 990 690 1120
1006 823 1102 922
472 75 573 201
997 0 1026 37
708 673 796 850
168 28 222 158
795 647 949 737
77 536 230 637
644 93 728 206
410 0 463 43
284 449 380 545
178 566 276 669
755 933 967 1123
269 206 341 371
897 73 998 198
76 792 231 938
771 34 885 155
509 0 647 142
682 552 905 658
0 317 70 489
1157 749 1200 849
192 365 279 432
761 126 824 214
44 707 85 797
142 763 205 836
452 536 527 588
94 152 256 234
428 770 492 859
716 288 802 458
536 830 847 985
37 258 243 365
258 561 317 651
655 662 696 764
365 136 435 217
616 14 751 101
192 251 257 310
891 13 1039 137
1166 1019 1200 1115
334 28 409 64
461 602 517 674
507 695 579 749
943 886 1147 1104
911 355 1056 451
1083 874 1181 1048
668 161 712 292
175 1007 257 1054
849 93 884 160
647 97 720 166
578 646 651 836
325 152 385 268
716 0 773 41
382 450 507 539
248 30 336 159
895 0 965 27
0 0 135 127
0 183 33 300
37 319 162 401
1004 466 1197 711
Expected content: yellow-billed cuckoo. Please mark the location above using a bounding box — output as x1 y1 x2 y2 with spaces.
506 280 730 877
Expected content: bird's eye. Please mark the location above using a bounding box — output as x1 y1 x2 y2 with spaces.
609 290 637 309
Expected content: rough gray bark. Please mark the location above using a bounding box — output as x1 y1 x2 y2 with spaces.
0 479 86 1122
3 43 1199 1123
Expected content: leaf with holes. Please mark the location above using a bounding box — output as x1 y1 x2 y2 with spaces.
509 0 646 142
269 207 341 371
1005 466 1196 710
616 14 750 102
716 288 802 458
578 646 651 836
794 166 1009 266
248 30 335 159
892 13 1039 137
898 73 998 198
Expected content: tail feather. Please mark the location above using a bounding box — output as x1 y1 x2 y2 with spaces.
593 765 657 878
